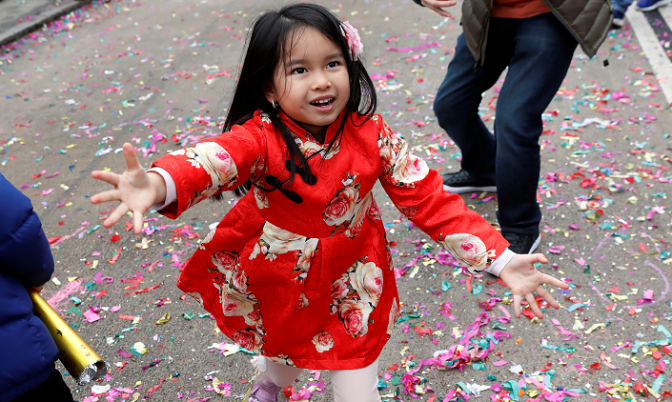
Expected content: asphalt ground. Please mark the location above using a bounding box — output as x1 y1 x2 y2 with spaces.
0 0 671 401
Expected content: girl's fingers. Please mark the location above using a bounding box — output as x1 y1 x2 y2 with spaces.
104 204 129 228
123 143 142 171
513 294 522 318
536 286 559 309
529 253 548 265
91 170 120 186
132 210 144 235
526 293 543 319
90 189 121 205
540 274 569 290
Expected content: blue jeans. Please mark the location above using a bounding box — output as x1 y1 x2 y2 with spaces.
611 0 634 13
434 12 577 235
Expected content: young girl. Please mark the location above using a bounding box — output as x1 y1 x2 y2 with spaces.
91 4 568 402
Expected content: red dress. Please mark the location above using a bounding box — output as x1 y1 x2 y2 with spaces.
151 110 509 370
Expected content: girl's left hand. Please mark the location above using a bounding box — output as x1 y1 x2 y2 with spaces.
498 253 569 319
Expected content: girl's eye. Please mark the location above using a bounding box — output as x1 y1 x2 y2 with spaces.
292 67 307 75
327 61 340 68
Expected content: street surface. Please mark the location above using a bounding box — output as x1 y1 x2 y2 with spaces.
0 0 671 401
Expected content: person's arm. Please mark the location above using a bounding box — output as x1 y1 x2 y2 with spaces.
91 115 266 233
147 116 267 220
375 116 568 318
414 0 458 18
0 173 54 288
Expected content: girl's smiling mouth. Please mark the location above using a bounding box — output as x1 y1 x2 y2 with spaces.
309 96 336 110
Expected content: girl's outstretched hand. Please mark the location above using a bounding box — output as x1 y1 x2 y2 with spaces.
498 253 569 319
90 143 166 234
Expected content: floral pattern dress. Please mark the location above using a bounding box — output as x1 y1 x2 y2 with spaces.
152 110 509 370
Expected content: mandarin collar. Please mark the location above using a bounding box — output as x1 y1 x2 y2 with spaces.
277 109 347 145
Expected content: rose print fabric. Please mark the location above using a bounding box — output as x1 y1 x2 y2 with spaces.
152 110 509 370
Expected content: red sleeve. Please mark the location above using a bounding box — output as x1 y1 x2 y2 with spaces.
375 115 509 274
150 113 268 219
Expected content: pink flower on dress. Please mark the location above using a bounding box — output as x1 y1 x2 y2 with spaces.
312 331 335 353
397 206 417 220
232 329 264 353
379 144 395 174
212 251 239 274
253 187 269 209
296 239 319 274
438 233 489 271
339 300 372 337
246 308 263 327
323 186 358 226
331 274 350 300
222 289 255 319
231 270 248 293
350 261 383 307
341 21 364 61
296 293 310 310
191 142 238 187
345 193 372 239
391 143 429 184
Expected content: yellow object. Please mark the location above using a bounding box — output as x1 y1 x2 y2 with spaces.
29 289 108 385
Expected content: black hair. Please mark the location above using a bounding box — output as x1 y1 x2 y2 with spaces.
216 2 377 200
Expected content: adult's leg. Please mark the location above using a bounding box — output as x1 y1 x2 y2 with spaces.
331 358 381 402
611 0 634 14
494 13 578 234
433 27 511 182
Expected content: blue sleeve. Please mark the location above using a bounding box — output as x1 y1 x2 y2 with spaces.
0 173 54 287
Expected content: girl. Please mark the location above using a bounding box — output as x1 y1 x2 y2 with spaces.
90 4 568 402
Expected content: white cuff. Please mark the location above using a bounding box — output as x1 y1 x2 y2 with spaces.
485 248 515 277
147 167 177 210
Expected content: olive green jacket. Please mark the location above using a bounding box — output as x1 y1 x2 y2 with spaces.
459 0 613 65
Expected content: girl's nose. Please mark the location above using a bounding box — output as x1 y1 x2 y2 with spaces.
311 73 331 91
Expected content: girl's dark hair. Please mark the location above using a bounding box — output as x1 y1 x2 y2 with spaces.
217 3 377 199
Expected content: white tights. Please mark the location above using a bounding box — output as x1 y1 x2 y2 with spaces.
259 357 382 402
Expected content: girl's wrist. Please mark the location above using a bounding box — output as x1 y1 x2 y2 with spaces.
147 171 167 205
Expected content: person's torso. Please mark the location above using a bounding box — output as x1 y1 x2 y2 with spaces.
491 0 550 19
248 112 384 239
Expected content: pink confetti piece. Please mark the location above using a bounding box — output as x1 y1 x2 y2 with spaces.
83 307 102 323
117 349 133 358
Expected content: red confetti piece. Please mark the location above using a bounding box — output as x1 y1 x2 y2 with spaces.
124 284 161 296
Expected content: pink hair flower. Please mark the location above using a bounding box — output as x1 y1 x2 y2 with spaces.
341 21 364 61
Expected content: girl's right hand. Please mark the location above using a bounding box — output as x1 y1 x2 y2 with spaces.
90 143 166 234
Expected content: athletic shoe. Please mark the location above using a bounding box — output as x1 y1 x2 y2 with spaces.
612 10 626 27
248 380 281 402
637 0 672 12
503 231 541 254
442 170 497 194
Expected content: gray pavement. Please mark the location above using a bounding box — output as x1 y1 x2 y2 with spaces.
0 0 671 401
0 0 89 46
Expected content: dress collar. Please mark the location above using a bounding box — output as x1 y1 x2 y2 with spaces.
277 109 347 146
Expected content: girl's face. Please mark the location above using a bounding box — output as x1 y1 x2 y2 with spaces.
266 27 350 140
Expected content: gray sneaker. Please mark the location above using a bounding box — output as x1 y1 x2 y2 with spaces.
442 170 497 194
503 231 541 254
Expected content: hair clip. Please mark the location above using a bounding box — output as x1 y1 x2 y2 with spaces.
341 21 363 61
